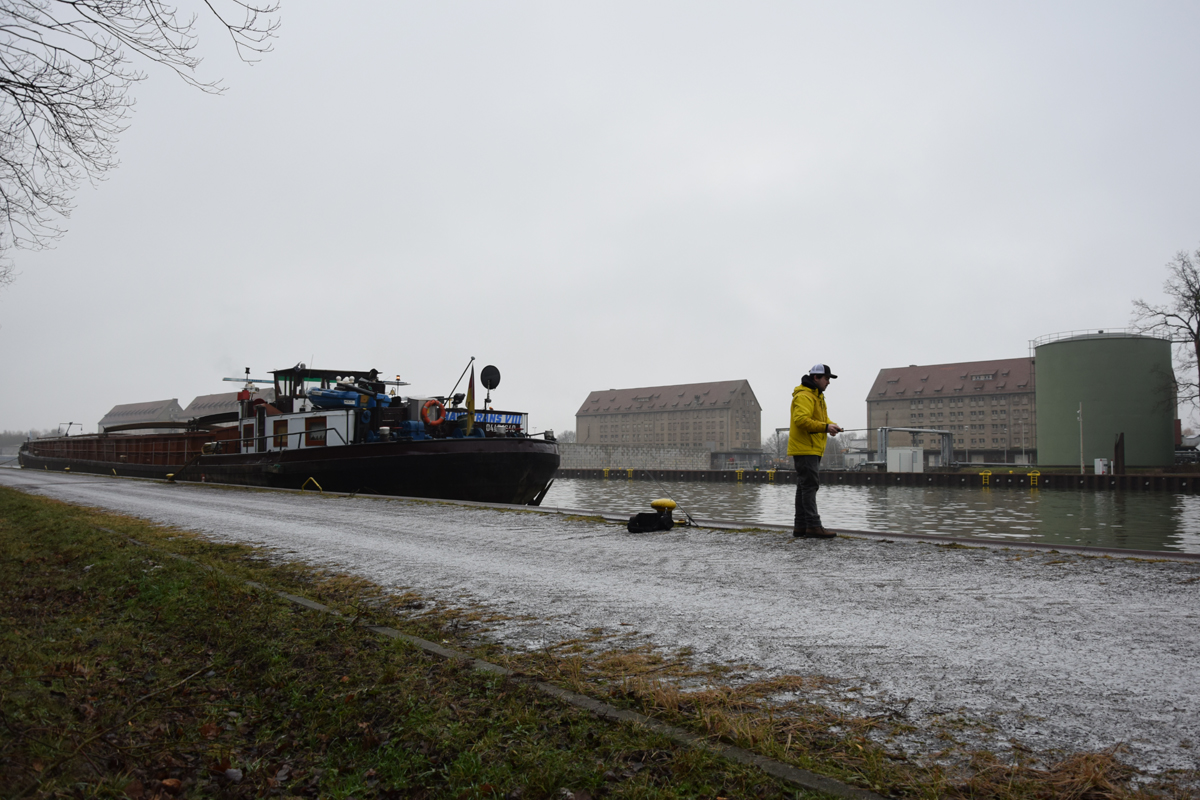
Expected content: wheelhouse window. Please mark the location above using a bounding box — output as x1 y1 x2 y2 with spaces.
274 420 289 449
305 417 327 447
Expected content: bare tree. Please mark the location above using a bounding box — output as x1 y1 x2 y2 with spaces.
820 433 853 470
1132 246 1200 408
0 0 279 277
761 429 788 466
556 429 576 443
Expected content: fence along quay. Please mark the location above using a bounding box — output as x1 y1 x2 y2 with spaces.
554 468 1200 493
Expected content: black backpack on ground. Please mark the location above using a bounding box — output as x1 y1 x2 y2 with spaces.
627 509 674 533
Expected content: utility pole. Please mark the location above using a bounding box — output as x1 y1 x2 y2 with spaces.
1078 402 1084 475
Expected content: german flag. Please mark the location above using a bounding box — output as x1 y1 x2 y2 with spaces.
464 365 476 434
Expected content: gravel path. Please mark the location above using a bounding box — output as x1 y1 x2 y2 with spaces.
4 469 1198 776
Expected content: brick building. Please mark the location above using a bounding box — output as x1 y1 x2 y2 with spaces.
575 380 762 453
866 358 1037 465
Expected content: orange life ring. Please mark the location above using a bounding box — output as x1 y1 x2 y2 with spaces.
420 398 446 426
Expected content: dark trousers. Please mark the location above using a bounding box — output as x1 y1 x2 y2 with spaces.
793 455 822 530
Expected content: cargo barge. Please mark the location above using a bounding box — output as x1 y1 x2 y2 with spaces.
19 364 559 505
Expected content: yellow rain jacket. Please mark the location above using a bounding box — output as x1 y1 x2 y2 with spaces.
787 378 837 457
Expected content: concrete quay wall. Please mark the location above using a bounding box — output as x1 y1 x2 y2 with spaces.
557 443 711 471
555 467 1200 493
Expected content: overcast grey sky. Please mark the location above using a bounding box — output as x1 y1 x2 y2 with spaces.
2 1 1198 436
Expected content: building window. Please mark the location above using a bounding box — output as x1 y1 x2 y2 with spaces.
305 417 327 447
274 420 288 449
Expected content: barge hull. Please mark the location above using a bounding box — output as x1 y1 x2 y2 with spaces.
19 439 559 505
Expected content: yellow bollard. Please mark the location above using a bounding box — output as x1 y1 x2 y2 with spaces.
301 477 324 493
768 469 776 482
627 468 634 479
603 468 609 479
735 469 744 481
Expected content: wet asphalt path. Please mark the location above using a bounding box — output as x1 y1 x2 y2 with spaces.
3 469 1198 775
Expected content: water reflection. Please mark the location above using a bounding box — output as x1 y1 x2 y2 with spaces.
543 477 1200 554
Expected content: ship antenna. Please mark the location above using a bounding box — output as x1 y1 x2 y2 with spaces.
447 356 475 398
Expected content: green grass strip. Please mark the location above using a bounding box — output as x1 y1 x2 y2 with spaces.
0 487 839 799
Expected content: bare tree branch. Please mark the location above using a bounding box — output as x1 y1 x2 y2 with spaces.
0 0 279 278
1131 246 1200 409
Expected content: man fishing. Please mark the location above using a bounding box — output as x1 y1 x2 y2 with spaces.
788 364 842 539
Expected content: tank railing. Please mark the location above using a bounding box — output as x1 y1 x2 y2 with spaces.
1028 328 1155 348
35 438 206 465
34 426 353 462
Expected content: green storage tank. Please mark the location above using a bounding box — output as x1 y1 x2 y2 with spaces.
1033 331 1176 467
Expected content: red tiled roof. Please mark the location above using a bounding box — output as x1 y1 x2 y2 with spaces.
577 380 758 416
866 358 1034 401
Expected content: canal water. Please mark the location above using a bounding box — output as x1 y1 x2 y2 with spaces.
542 477 1200 554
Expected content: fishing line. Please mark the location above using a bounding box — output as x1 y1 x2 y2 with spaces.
638 462 699 527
